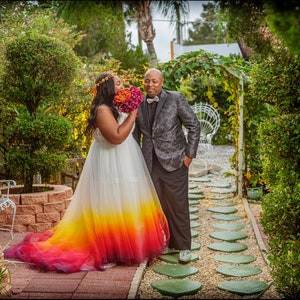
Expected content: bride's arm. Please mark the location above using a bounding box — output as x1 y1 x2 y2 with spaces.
96 105 137 145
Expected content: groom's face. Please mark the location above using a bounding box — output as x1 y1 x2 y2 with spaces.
144 70 164 98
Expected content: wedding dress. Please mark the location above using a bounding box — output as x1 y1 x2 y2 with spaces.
5 112 169 273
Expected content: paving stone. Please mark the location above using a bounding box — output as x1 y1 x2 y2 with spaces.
189 177 211 182
212 214 244 221
206 182 232 188
158 253 199 264
209 231 248 242
212 223 246 231
208 242 248 252
191 230 199 238
152 265 199 279
190 221 201 228
189 213 199 220
207 207 238 214
214 254 256 264
189 200 199 206
189 207 199 214
189 194 205 200
210 188 236 194
188 189 204 195
151 279 202 297
191 242 201 251
213 201 237 207
216 265 262 277
218 280 268 295
188 183 198 189
209 194 234 200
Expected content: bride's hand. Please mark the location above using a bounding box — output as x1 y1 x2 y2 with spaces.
129 109 138 118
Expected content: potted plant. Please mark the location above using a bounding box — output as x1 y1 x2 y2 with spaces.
244 171 264 200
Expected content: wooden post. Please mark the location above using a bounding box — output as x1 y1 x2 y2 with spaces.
170 40 174 60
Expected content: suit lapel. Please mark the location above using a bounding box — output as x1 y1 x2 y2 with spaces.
154 91 166 119
140 97 151 127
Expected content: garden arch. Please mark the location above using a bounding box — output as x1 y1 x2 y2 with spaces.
160 50 249 197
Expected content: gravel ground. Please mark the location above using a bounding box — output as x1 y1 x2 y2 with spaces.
136 145 283 299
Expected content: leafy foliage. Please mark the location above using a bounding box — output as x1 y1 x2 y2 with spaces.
253 50 300 297
5 110 71 189
1 34 79 115
0 34 79 192
183 1 226 45
260 186 300 298
160 49 250 155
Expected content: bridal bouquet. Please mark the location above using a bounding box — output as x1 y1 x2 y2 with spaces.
113 86 144 113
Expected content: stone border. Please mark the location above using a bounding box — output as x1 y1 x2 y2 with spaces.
0 185 72 233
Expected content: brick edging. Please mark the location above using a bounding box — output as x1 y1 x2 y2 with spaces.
0 185 72 233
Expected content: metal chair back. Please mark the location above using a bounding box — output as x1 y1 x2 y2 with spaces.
0 180 17 239
191 102 220 149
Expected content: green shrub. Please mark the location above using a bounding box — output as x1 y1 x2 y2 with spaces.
0 34 79 192
259 113 300 298
260 186 300 298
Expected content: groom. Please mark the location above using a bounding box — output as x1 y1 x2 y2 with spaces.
133 68 200 263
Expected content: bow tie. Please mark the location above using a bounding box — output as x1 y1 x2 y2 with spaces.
147 96 159 104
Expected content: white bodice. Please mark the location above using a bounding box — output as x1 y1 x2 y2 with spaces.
93 112 133 142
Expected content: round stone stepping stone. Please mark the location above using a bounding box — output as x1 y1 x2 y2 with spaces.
217 265 262 277
188 183 198 189
191 230 198 238
190 221 201 228
210 187 236 194
189 200 199 206
207 207 238 214
209 231 247 241
209 194 233 200
214 254 256 264
151 279 202 297
189 207 199 214
190 177 211 182
206 182 232 188
191 242 201 251
208 242 248 252
213 201 237 207
189 213 199 220
153 264 199 279
189 194 205 200
188 189 203 195
158 252 199 264
213 223 246 231
212 214 244 221
218 280 268 295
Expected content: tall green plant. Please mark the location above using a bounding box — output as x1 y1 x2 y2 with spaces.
0 34 79 192
259 114 300 298
250 45 300 297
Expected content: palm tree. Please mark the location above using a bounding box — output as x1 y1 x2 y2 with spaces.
125 0 189 66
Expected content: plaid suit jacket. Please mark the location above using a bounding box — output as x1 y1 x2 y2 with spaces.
133 89 200 173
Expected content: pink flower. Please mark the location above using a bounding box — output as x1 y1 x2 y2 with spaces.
113 86 144 113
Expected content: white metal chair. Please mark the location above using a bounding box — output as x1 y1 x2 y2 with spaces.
0 180 17 239
191 102 220 152
186 102 220 171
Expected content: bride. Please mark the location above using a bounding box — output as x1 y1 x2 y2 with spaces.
5 73 169 273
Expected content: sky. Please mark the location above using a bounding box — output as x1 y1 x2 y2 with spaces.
126 1 208 63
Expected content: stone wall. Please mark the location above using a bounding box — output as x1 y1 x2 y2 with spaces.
0 184 72 233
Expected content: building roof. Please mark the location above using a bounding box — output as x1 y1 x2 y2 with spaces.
173 43 242 58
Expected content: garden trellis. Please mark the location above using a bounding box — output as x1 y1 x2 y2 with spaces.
161 49 249 197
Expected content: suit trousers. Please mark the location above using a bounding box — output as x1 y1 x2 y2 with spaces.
151 153 191 250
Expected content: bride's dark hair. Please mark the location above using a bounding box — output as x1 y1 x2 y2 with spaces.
86 73 119 134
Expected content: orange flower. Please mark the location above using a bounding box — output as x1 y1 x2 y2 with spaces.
113 86 144 113
114 89 131 103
